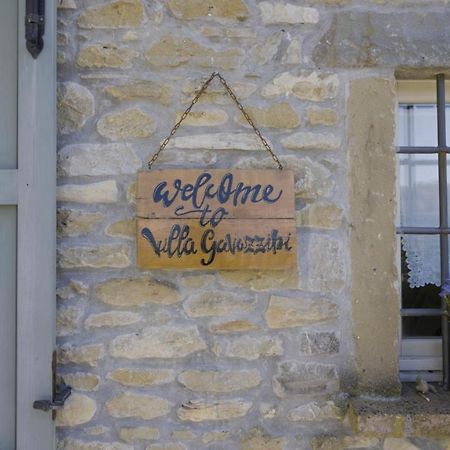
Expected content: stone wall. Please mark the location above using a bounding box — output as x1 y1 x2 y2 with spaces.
56 0 450 449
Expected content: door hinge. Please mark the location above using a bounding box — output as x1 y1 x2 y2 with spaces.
25 0 45 58
33 351 72 420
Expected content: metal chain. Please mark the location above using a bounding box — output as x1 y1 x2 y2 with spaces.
148 71 283 170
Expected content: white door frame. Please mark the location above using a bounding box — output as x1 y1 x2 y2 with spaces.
16 0 56 447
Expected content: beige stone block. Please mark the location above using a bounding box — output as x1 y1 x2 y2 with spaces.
383 438 420 450
77 44 137 69
253 32 283 66
265 295 338 329
167 0 248 20
62 373 100 392
145 35 241 69
58 344 105 367
412 414 450 436
85 311 141 328
97 108 155 140
118 427 160 443
183 291 255 317
95 277 180 307
58 0 76 9
296 202 343 229
307 107 338 126
218 270 298 291
108 368 175 387
177 400 251 422
105 219 135 239
171 430 195 441
104 81 171 105
57 181 119 204
55 393 96 427
57 280 89 300
78 0 146 29
57 305 83 336
105 393 170 420
213 336 283 360
258 2 319 24
282 39 301 64
311 436 380 450
179 274 216 289
208 319 260 334
201 431 230 444
178 369 261 393
238 103 300 129
287 401 343 421
57 82 94 134
110 326 206 359
58 245 130 269
58 439 132 450
146 444 186 450
175 109 228 127
57 209 103 237
126 181 136 205
281 131 340 150
241 427 286 450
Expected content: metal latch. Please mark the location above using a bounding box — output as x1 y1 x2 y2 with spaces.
33 351 72 419
25 0 45 58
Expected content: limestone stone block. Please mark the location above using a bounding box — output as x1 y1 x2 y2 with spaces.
171 430 196 441
296 202 343 229
208 319 260 334
412 414 450 436
175 109 228 127
57 82 94 134
177 400 251 422
108 368 175 386
57 305 84 336
55 393 96 427
57 181 119 204
105 393 170 420
273 361 339 397
282 39 301 64
84 426 109 436
307 107 338 126
299 331 340 355
311 436 380 450
59 143 141 176
253 32 283 66
104 81 171 104
383 438 420 450
146 444 186 450
58 344 105 367
57 280 89 300
58 245 130 269
265 295 338 329
201 431 230 444
183 291 255 317
214 336 283 360
110 326 206 359
95 278 180 307
287 401 343 421
179 274 216 289
78 0 146 29
218 270 298 291
282 132 340 151
118 427 160 443
62 373 100 391
262 72 339 101
57 209 103 237
105 219 135 239
77 44 137 69
258 2 319 24
58 439 132 450
146 35 241 69
85 311 141 328
167 132 273 151
237 103 300 129
97 108 155 140
177 369 261 393
167 0 248 20
240 427 286 450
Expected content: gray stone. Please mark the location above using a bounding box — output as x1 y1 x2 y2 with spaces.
287 401 343 422
58 440 132 450
299 331 340 355
177 400 251 422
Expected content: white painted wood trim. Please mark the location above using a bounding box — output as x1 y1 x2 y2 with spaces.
0 169 18 205
16 0 56 447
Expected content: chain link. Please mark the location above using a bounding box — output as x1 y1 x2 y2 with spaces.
148 71 283 170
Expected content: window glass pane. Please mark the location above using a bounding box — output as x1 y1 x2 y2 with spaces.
399 154 439 227
398 104 437 147
402 316 441 337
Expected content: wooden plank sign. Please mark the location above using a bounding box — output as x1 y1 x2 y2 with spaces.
136 169 296 270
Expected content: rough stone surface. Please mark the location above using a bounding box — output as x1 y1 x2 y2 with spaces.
105 393 170 419
58 344 105 367
183 291 254 317
105 219 134 239
281 132 340 151
118 427 160 443
78 0 146 29
104 81 171 104
383 438 420 450
311 436 380 450
307 107 338 126
77 44 137 69
167 0 248 20
208 319 260 334
240 427 286 450
213 336 283 360
258 2 319 25
55 393 97 427
265 295 338 328
57 305 83 336
108 369 175 386
296 202 343 229
85 311 141 328
57 181 119 204
273 361 339 397
238 103 300 129
175 109 228 127
299 331 340 355
177 400 251 422
97 108 154 140
201 431 230 444
58 439 132 450
95 278 180 307
287 401 343 422
218 270 298 291
57 209 103 237
58 143 141 176
62 373 100 392
58 245 130 269
110 326 207 359
57 82 94 134
177 369 261 392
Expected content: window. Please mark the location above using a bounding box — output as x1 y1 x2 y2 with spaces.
397 76 450 387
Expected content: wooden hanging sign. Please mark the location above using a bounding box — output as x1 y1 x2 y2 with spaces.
136 169 297 270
